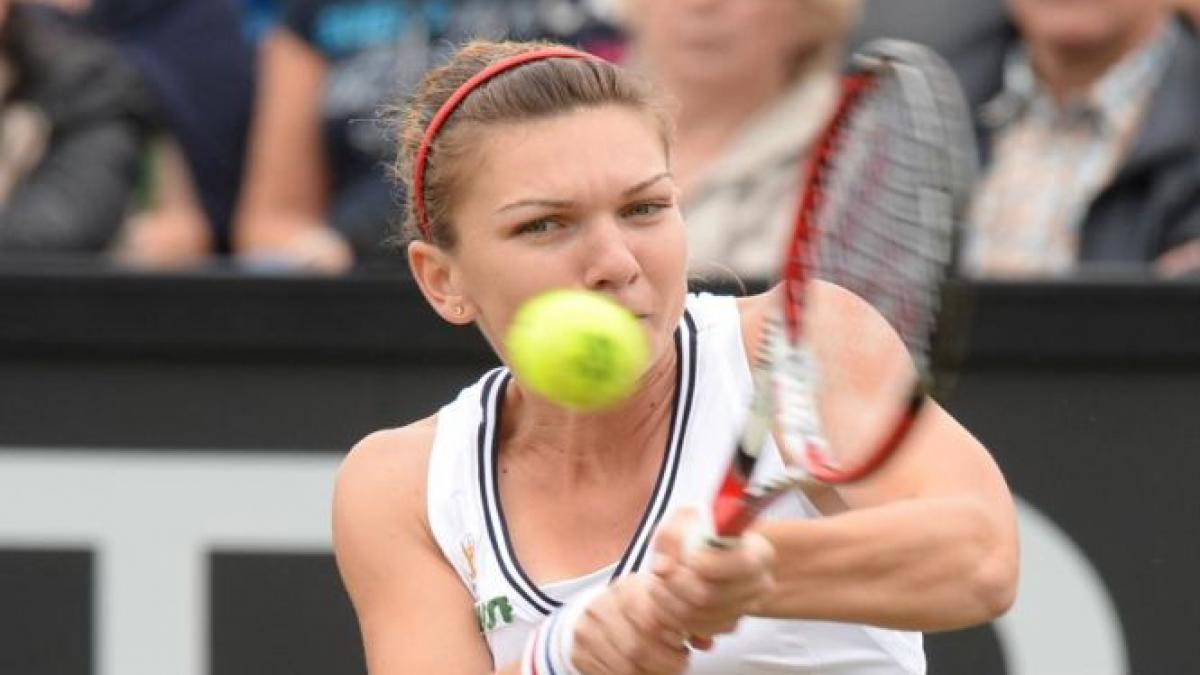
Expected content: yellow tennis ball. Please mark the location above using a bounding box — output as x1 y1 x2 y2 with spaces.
505 289 650 411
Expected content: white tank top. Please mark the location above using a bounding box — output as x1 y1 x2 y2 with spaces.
426 293 925 674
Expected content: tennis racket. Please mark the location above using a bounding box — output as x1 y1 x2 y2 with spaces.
709 39 978 543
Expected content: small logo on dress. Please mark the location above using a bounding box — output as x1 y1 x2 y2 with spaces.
461 534 478 592
475 595 516 633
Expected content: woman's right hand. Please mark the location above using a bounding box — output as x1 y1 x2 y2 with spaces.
648 508 777 648
570 573 690 675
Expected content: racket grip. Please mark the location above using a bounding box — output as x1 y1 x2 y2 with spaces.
693 494 779 551
713 488 789 539
710 452 760 541
713 495 759 539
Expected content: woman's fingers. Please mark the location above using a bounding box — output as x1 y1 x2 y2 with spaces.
612 576 690 674
573 593 640 674
650 518 778 641
572 575 690 675
686 532 776 585
650 507 698 566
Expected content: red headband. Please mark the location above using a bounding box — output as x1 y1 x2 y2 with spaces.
412 46 594 241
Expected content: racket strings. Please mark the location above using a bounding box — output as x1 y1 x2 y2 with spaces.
767 315 829 473
812 76 953 371
713 43 975 531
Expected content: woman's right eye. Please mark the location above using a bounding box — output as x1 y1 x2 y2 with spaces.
516 218 563 237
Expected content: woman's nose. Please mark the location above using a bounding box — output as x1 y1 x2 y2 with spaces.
581 218 640 291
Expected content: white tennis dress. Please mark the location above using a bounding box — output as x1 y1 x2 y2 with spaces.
426 293 925 674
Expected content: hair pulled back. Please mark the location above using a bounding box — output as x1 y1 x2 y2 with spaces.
393 40 670 249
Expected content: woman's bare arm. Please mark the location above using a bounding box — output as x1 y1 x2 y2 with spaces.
334 423 504 673
735 284 1019 631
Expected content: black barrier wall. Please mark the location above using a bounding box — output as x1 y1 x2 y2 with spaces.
1 264 1198 675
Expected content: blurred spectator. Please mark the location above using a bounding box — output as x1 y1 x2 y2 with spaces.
0 1 156 252
955 0 1200 277
234 0 622 273
80 0 256 264
110 136 212 268
621 0 861 280
242 0 280 42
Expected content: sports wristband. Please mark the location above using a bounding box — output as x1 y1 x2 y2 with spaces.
524 584 605 675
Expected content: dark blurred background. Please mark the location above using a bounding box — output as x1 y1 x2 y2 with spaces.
2 1 1198 673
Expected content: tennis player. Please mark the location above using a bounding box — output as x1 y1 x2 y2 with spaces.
333 40 1018 675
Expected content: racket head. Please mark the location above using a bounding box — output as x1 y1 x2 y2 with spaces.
772 38 978 487
710 39 978 538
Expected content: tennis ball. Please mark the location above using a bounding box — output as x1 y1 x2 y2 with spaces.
505 289 650 411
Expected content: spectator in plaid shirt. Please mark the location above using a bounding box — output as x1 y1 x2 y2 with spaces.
951 0 1200 277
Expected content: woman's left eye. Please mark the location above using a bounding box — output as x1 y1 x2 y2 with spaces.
623 201 669 219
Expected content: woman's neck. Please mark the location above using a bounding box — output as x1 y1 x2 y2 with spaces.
501 345 678 486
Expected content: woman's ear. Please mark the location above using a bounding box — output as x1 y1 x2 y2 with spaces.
407 240 476 325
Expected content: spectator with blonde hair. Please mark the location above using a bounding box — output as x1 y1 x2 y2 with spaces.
621 0 861 280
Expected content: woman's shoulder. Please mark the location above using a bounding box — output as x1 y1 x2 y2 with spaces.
345 417 438 463
340 416 437 481
734 279 858 310
733 281 887 349
334 417 439 535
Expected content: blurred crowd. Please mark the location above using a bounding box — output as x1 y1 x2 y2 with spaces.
1 0 1197 278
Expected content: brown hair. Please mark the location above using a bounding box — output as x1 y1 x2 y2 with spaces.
392 40 671 249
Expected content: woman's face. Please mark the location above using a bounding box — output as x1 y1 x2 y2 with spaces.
626 0 858 86
444 105 689 366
